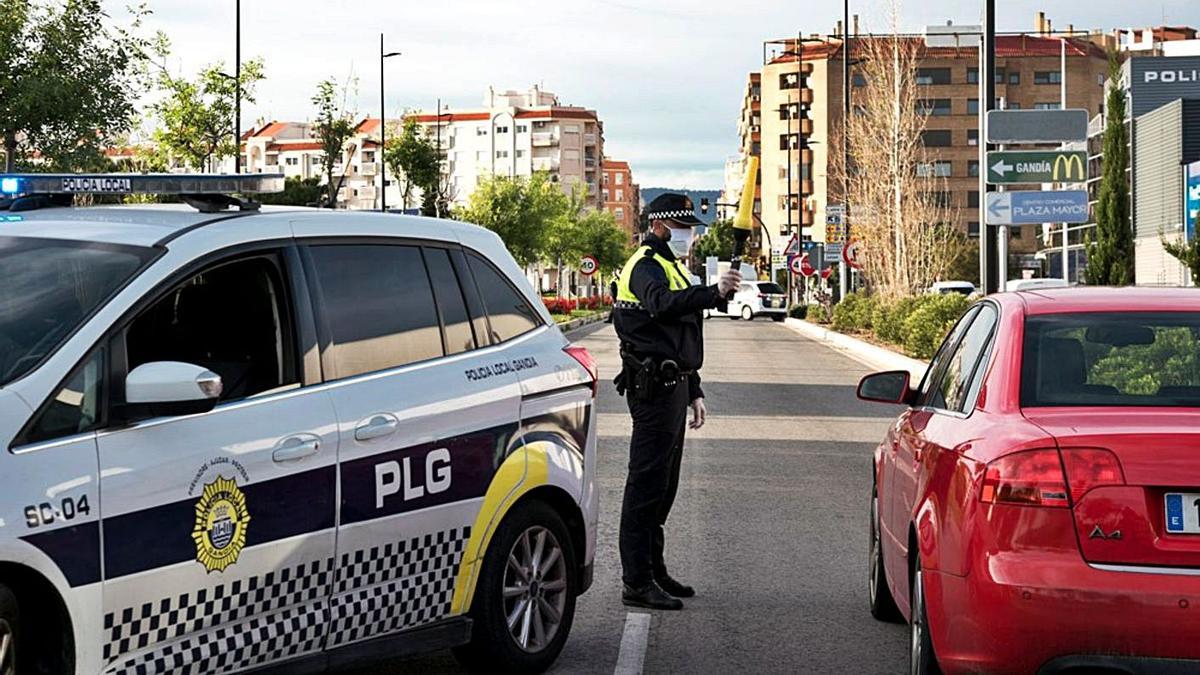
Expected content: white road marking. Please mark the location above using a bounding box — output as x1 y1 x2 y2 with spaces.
614 611 652 675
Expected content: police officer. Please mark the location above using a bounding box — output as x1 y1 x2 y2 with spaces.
613 193 742 610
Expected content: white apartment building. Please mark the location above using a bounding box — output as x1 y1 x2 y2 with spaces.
236 118 398 210
410 86 605 209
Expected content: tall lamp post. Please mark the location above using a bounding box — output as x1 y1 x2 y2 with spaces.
379 34 401 212
234 0 241 173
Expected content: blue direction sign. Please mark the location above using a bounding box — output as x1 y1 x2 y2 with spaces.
985 190 1090 225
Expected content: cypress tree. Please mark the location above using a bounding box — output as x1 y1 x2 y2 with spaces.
1085 53 1134 285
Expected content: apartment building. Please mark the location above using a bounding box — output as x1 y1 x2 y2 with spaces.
723 73 765 255
409 86 605 209
742 19 1112 273
237 118 395 210
602 159 640 243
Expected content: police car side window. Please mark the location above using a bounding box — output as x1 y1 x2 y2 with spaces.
19 348 106 445
125 254 299 402
308 244 443 378
464 252 541 343
424 247 477 355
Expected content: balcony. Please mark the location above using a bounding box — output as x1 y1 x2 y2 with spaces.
584 133 597 145
360 162 378 176
584 157 597 169
357 186 376 201
532 157 559 172
532 132 558 147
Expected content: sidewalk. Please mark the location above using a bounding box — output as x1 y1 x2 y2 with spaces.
783 318 928 380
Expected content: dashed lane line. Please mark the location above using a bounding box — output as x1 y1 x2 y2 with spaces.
614 611 652 675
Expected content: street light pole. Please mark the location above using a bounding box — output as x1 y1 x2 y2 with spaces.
840 0 851 299
981 0 999 293
379 35 401 212
234 0 241 174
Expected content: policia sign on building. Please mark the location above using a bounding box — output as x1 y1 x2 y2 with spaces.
987 151 1088 184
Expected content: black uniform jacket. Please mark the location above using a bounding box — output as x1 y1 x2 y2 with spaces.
612 236 728 401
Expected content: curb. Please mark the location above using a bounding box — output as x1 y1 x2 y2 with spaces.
560 310 612 334
784 318 927 379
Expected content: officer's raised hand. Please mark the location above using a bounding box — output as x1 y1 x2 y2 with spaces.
717 268 743 296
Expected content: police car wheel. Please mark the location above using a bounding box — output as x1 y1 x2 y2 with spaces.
868 491 902 623
0 584 18 675
455 501 577 674
740 306 753 321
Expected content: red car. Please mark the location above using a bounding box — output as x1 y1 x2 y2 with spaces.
858 288 1200 674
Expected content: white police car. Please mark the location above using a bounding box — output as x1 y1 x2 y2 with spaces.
0 174 598 675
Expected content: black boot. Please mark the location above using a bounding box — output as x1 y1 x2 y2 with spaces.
655 573 695 598
622 581 684 610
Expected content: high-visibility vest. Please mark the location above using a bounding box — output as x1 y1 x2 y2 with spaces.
615 245 692 308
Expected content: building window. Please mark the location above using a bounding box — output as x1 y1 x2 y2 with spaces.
616 173 624 185
968 221 980 238
994 68 1005 84
1007 102 1021 110
967 98 979 115
751 142 761 155
602 189 609 201
495 125 509 134
968 160 980 177
916 68 952 85
917 99 952 116
1008 71 1021 85
564 124 581 134
968 191 980 208
1034 71 1062 85
476 151 486 161
967 129 979 146
930 191 952 207
1034 102 1061 110
918 161 953 178
476 127 488 136
515 124 528 133
515 149 525 158
285 157 299 166
1011 225 1023 238
616 189 624 201
780 134 800 150
615 207 624 219
780 73 800 90
922 130 953 147
967 67 979 84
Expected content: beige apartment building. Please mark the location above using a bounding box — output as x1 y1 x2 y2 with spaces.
409 86 605 210
601 159 640 243
736 21 1110 271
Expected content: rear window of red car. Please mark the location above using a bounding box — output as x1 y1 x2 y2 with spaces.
1021 312 1200 407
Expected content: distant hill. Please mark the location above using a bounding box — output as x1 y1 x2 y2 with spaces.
639 188 722 225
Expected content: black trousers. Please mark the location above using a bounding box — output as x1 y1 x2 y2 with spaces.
619 378 689 588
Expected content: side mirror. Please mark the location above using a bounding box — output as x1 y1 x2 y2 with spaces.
857 370 914 405
124 361 222 420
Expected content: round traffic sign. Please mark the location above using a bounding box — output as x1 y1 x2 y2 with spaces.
790 253 815 277
842 239 863 270
580 255 599 276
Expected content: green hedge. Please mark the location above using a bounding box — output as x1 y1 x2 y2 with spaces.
823 292 973 359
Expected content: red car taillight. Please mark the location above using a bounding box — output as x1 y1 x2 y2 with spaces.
980 449 1070 508
1060 448 1125 503
564 345 598 397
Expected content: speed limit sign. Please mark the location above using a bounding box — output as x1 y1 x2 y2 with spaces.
579 255 599 276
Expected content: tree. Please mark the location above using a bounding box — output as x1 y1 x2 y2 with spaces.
0 0 152 171
151 42 265 172
692 218 736 264
454 172 565 268
384 117 441 212
832 6 963 300
1162 210 1200 285
576 208 632 279
312 78 357 208
257 177 324 206
1085 53 1134 286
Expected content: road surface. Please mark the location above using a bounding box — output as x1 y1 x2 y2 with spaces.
351 318 909 674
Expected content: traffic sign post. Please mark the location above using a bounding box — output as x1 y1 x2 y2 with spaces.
986 150 1088 185
985 109 1089 144
579 254 598 276
985 190 1090 225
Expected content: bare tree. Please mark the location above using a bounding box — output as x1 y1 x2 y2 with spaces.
834 5 964 300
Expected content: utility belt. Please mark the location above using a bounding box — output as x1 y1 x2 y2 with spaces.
613 347 693 402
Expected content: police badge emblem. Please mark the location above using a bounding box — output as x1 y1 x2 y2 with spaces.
191 476 251 572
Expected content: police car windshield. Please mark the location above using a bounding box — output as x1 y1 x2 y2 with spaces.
0 237 154 386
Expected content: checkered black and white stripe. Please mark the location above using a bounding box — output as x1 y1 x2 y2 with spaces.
103 601 327 675
103 557 335 665
326 526 471 647
646 209 696 220
100 527 471 673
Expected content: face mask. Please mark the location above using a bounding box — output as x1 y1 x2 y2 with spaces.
667 227 694 257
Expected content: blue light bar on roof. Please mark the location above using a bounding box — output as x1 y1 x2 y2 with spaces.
0 173 284 196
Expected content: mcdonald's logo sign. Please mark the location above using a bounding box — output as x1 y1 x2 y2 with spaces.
1052 153 1086 182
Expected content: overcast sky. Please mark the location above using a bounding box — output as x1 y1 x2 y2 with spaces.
128 0 1196 188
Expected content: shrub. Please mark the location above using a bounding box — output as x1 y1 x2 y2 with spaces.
900 293 972 359
831 292 877 332
542 298 579 315
789 305 807 319
872 295 922 345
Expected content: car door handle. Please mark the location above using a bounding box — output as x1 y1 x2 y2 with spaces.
355 414 399 442
273 435 320 463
